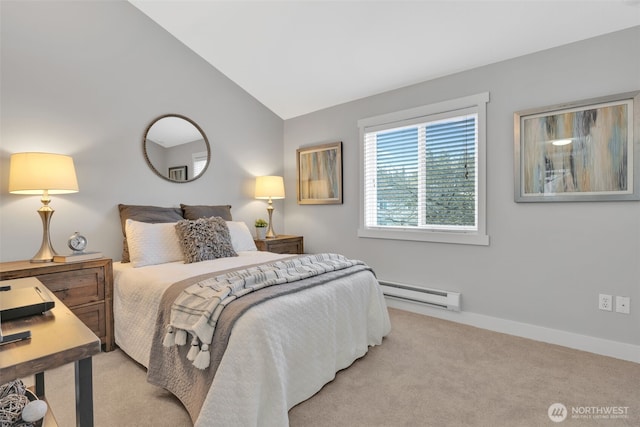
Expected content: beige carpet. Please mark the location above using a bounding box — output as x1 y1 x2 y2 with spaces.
36 308 639 426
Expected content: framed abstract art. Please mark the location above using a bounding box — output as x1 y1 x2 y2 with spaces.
297 142 343 205
514 91 639 202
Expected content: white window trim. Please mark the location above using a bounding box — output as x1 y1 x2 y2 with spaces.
357 92 490 246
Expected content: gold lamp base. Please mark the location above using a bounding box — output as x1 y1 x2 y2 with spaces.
31 202 57 263
265 199 277 238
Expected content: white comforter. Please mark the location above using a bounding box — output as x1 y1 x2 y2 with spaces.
113 251 391 426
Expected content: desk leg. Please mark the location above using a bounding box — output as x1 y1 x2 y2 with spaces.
35 372 45 398
74 357 93 427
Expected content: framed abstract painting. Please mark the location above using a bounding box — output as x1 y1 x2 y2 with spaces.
297 142 343 205
514 91 639 202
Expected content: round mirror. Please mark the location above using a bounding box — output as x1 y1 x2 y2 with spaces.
143 114 211 183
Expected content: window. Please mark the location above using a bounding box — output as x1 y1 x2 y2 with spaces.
192 151 208 178
358 92 489 245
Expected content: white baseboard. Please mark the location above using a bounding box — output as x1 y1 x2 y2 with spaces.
385 297 640 364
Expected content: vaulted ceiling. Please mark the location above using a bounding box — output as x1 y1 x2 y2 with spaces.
130 1 640 119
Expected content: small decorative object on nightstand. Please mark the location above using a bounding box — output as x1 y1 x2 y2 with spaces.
254 219 268 240
52 231 102 262
67 231 87 252
254 235 303 254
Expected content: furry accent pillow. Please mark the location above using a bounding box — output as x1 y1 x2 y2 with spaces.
175 216 238 263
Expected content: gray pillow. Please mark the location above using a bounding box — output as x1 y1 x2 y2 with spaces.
181 204 232 221
118 204 184 263
174 216 238 263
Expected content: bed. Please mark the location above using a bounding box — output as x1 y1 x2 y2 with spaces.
112 204 391 426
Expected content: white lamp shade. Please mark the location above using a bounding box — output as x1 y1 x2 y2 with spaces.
255 175 285 199
9 152 79 195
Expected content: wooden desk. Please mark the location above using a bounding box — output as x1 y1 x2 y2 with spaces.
0 277 101 427
0 258 114 351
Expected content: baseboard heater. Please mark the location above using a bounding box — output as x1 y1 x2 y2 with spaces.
379 280 461 311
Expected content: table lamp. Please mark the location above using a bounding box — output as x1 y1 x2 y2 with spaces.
9 152 79 263
255 175 285 238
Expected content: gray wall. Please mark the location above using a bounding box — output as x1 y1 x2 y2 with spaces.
0 1 284 261
283 27 640 347
145 140 167 177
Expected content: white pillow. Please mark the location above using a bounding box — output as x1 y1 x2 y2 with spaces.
125 219 184 267
226 221 257 251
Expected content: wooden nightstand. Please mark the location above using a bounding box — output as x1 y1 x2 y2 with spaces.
254 235 304 254
0 257 114 352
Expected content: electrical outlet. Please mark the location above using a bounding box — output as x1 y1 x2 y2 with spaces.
599 294 613 311
615 296 630 314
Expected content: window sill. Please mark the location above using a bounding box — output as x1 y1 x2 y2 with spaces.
357 227 489 246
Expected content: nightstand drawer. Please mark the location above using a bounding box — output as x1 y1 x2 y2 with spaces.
255 235 304 254
268 241 302 254
72 302 106 340
35 267 105 307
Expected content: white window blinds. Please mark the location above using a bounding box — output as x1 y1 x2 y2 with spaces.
192 151 208 177
364 112 477 230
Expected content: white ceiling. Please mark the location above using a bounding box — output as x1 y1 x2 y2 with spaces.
146 116 204 147
130 0 640 120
